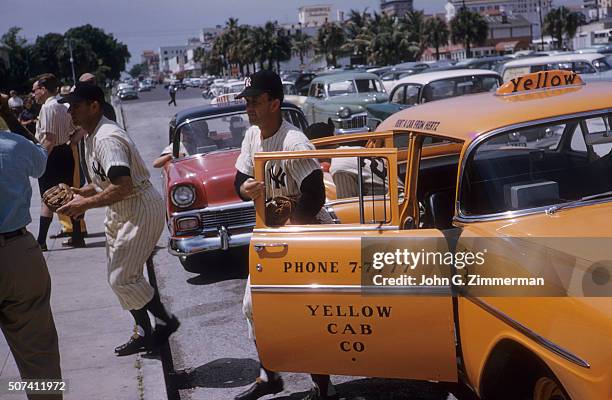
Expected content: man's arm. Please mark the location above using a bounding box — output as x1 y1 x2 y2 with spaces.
292 169 326 224
234 170 262 201
57 174 132 218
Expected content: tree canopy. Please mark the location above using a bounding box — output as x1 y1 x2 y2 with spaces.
1 25 130 92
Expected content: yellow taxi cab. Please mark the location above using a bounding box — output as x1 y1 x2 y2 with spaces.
247 70 612 400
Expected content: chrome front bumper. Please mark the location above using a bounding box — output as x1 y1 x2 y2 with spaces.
168 229 252 256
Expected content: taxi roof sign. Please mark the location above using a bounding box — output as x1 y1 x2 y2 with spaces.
496 70 584 96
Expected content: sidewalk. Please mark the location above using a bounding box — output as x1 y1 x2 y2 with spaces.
0 101 167 399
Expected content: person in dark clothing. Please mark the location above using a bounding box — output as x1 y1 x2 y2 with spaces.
168 85 177 106
19 96 38 134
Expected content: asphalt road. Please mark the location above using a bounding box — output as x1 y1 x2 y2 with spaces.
120 91 472 400
119 85 205 104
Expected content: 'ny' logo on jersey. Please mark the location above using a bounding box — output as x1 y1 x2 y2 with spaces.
245 77 252 87
269 165 286 189
92 161 107 182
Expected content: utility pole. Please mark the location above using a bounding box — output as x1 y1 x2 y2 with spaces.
538 0 545 51
66 38 76 85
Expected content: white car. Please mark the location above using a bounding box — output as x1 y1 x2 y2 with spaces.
500 53 612 82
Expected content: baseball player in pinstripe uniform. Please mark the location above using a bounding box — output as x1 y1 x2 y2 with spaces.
56 83 179 356
233 70 337 400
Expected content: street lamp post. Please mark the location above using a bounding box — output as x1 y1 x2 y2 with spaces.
66 38 76 85
538 0 545 51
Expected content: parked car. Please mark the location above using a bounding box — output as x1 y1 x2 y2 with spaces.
118 86 138 100
247 70 612 400
452 55 512 71
163 102 311 268
302 72 389 134
500 53 612 82
367 69 502 130
210 81 245 105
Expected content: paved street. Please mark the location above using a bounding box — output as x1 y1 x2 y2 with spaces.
120 88 468 400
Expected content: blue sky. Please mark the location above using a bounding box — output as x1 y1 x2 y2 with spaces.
0 0 579 68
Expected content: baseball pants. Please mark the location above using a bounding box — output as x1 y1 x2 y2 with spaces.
104 185 165 310
0 231 62 400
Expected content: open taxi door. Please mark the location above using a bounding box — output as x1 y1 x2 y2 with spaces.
248 147 458 382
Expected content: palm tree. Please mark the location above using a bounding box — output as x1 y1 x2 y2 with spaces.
342 9 371 63
544 6 587 50
271 25 292 72
403 10 426 59
450 6 488 59
316 22 346 67
423 16 450 60
291 30 313 66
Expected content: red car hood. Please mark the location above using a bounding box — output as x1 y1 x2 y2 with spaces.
167 149 242 208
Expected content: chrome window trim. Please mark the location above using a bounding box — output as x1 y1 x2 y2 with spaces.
466 296 590 369
170 201 254 219
456 108 612 223
251 284 450 295
253 225 399 234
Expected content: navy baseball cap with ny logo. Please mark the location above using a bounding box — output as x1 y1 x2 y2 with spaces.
236 70 284 101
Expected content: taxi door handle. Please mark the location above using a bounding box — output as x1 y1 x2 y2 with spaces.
254 243 288 252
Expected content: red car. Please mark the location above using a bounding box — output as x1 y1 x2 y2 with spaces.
163 102 310 268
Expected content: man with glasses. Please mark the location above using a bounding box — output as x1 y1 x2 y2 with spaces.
32 73 85 250
233 70 336 400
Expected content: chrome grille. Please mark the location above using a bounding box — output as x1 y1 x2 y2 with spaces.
338 114 368 130
200 206 256 231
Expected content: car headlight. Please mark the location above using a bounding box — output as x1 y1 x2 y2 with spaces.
171 185 196 207
338 107 351 119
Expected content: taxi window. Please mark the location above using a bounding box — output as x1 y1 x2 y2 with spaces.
461 114 612 216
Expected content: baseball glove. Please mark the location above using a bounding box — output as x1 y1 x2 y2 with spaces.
42 183 74 212
265 196 297 226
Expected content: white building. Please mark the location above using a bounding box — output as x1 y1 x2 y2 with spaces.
380 0 414 17
298 5 332 27
583 0 612 20
448 0 552 38
159 45 198 73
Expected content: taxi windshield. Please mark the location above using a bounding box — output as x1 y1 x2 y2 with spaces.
461 113 612 216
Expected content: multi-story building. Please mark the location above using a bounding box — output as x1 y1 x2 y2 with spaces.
200 27 224 51
298 5 332 27
448 0 551 38
380 0 414 16
584 0 612 20
159 45 197 73
141 50 160 76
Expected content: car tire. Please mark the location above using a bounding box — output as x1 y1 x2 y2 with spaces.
178 247 249 276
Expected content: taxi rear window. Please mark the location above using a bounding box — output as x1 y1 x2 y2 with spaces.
461 113 612 215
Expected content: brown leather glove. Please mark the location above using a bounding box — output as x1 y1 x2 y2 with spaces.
265 196 296 227
42 183 74 212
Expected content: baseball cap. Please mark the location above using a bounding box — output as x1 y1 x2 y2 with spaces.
58 82 105 105
235 70 284 101
79 72 96 83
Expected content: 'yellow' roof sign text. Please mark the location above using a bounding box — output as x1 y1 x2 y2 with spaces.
496 70 584 96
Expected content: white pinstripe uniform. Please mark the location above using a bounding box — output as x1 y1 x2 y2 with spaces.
236 120 329 338
85 117 164 310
